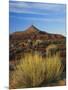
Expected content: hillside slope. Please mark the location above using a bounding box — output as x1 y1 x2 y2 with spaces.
10 25 65 42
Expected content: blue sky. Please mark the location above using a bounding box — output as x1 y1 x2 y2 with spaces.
9 1 66 36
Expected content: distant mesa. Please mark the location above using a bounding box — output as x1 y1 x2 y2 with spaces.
11 25 47 35
25 25 40 32
25 25 48 34
10 25 65 41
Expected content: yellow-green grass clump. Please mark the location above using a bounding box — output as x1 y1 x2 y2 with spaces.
45 53 63 83
10 52 63 89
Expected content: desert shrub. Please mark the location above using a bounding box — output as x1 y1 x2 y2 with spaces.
9 52 63 89
46 44 58 57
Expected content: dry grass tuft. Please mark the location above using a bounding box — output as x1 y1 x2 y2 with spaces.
45 53 63 83
9 52 63 89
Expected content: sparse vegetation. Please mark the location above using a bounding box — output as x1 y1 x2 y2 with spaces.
9 25 66 89
10 52 63 89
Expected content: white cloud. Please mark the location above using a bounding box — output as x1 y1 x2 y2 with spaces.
9 1 66 15
10 8 50 15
